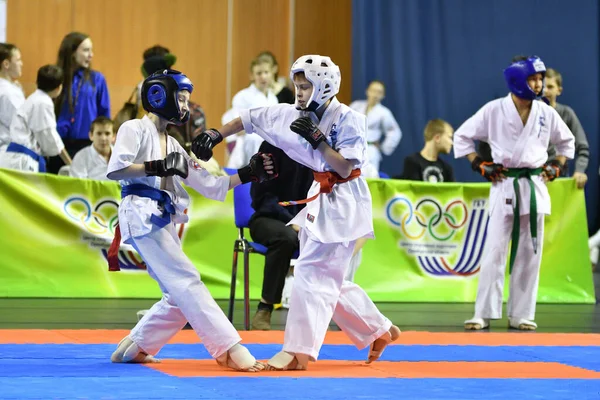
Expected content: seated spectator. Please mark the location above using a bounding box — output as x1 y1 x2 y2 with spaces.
0 65 71 172
0 43 25 151
249 140 313 330
70 116 114 180
396 119 454 182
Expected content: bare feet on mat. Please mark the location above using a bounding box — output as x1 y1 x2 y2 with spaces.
216 344 265 372
111 337 160 363
265 351 308 371
366 324 401 364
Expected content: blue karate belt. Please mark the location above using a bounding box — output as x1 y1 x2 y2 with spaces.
121 184 176 228
108 184 176 272
6 142 46 172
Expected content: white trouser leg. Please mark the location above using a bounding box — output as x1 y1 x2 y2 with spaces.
129 223 241 358
474 212 513 319
507 214 544 321
331 280 392 349
282 229 354 361
345 249 362 282
129 292 187 355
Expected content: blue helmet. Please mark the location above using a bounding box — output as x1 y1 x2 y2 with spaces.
503 56 546 100
141 69 193 125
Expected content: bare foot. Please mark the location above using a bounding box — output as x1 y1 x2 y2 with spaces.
111 337 160 363
266 351 307 371
216 357 265 372
216 344 265 372
366 325 401 364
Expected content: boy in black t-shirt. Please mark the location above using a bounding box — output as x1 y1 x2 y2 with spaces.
397 119 454 182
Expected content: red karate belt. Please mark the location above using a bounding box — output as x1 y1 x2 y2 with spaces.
278 168 361 206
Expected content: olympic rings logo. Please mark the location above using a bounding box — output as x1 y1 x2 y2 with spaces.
386 197 469 241
63 197 119 236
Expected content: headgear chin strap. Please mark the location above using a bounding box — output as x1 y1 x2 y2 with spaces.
503 56 546 100
290 55 341 111
141 69 193 125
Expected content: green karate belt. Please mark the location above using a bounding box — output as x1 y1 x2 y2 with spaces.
504 167 543 273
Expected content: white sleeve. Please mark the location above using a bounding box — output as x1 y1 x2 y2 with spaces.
70 150 88 178
550 109 575 159
453 105 489 158
174 142 230 201
379 108 402 156
238 106 282 148
0 96 18 130
107 122 141 175
30 104 64 156
337 112 367 167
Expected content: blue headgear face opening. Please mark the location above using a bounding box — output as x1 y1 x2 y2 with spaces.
141 69 194 125
503 56 546 100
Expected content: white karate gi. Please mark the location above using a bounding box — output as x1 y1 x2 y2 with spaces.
224 84 278 168
0 78 25 151
349 100 402 178
454 94 574 321
0 90 64 172
107 115 240 358
70 145 111 180
240 98 392 361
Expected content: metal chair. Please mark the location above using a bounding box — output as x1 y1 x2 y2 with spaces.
224 168 298 330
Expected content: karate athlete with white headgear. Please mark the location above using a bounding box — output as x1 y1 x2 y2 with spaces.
107 69 276 372
453 56 574 331
192 55 400 371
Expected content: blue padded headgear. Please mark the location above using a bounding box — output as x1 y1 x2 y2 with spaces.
503 56 546 100
141 69 193 125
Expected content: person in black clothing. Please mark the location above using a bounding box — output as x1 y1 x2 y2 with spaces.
249 140 313 330
397 119 455 182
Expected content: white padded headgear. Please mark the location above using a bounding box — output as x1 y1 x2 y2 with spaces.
290 55 341 111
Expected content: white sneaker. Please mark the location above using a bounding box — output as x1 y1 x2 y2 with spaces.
464 317 490 330
508 317 537 330
281 275 294 309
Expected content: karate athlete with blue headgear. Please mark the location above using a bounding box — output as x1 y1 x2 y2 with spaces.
192 55 400 371
107 70 276 372
453 56 574 331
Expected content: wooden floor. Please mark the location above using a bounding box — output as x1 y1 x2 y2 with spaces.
0 269 598 333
